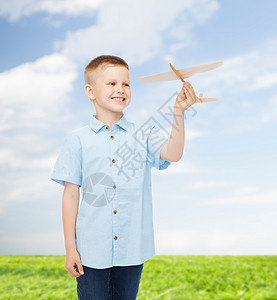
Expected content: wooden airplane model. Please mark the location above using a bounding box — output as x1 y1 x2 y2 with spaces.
139 61 224 103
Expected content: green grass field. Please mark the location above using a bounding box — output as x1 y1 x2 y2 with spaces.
1 255 277 299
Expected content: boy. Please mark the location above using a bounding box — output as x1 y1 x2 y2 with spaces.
50 55 197 299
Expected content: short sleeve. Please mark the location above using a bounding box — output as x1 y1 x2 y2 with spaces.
50 134 82 187
147 125 171 170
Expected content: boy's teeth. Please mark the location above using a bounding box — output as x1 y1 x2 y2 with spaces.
112 97 124 101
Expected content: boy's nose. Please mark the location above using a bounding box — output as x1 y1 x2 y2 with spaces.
117 88 124 94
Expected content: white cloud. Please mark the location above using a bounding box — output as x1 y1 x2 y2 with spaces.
268 96 277 105
185 38 277 134
260 95 277 124
57 0 219 65
0 53 78 215
0 53 77 131
0 165 62 215
190 181 235 189
154 160 200 174
155 228 277 255
162 127 205 140
0 0 103 21
0 232 65 255
233 186 258 196
201 188 277 205
186 129 206 140
0 145 57 170
190 37 277 98
208 91 277 134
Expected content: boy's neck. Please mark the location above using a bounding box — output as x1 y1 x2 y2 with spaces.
95 111 124 129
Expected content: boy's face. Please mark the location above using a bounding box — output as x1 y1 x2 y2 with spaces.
86 64 131 115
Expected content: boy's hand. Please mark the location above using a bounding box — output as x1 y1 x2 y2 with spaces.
175 81 197 112
65 249 84 277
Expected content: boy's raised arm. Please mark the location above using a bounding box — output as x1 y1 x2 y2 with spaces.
160 81 197 162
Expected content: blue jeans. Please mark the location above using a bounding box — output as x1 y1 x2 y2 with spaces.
76 263 144 300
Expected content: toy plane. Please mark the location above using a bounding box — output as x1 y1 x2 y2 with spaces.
139 61 224 103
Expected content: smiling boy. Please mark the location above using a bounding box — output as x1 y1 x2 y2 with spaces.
50 55 197 299
84 58 131 124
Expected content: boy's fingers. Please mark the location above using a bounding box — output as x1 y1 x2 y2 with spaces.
185 85 196 102
185 81 193 91
77 263 84 275
186 87 194 100
73 264 79 273
184 85 192 98
187 83 197 99
68 266 79 277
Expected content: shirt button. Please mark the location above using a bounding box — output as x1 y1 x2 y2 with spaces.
106 126 109 129
113 210 117 214
114 236 118 240
110 136 114 140
112 159 116 163
113 184 116 189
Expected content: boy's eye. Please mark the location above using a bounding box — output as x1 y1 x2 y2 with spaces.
108 82 130 87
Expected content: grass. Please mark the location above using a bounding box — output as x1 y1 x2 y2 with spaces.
1 255 277 299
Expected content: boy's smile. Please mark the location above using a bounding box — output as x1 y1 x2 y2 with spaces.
86 65 131 116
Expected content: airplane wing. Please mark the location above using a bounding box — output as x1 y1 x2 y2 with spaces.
139 61 224 83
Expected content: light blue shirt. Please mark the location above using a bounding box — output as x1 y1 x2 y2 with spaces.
50 114 171 269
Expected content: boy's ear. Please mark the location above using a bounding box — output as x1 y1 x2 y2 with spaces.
84 84 96 100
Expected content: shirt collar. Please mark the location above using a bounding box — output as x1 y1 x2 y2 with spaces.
89 114 129 133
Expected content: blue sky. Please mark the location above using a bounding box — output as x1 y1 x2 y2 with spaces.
0 0 277 255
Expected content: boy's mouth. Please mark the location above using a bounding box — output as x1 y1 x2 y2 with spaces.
111 97 126 102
